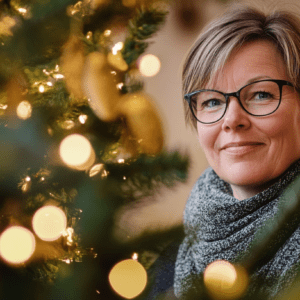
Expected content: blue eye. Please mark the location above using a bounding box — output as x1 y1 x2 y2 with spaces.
201 99 223 109
255 92 273 100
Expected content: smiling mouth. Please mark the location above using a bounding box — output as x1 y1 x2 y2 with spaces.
221 142 264 154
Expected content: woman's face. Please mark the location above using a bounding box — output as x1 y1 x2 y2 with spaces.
197 40 300 199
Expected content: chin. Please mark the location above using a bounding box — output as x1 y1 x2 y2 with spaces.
216 164 277 190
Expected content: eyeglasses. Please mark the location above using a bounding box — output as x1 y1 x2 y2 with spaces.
184 79 294 124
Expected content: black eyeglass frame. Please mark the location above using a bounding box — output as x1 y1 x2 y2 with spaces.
184 79 294 124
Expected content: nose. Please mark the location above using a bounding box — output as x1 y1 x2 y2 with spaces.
221 97 251 131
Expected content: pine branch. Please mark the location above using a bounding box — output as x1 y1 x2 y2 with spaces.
122 6 168 66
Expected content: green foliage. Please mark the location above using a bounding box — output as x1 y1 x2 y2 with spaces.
122 6 168 66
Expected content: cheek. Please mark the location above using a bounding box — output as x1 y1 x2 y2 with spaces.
197 124 219 154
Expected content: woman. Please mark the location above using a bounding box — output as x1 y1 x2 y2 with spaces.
174 5 300 299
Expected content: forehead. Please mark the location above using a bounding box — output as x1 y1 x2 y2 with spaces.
206 40 287 90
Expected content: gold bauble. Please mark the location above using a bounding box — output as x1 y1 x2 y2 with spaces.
117 92 164 155
60 35 85 99
107 51 128 72
82 52 120 121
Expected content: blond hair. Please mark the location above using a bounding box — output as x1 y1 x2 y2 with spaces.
183 5 300 129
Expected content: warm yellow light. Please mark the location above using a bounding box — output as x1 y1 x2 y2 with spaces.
39 84 45 93
109 259 147 299
59 134 95 170
204 260 248 300
89 163 105 177
0 226 35 265
32 206 67 241
112 42 124 55
104 30 111 37
16 100 32 120
78 114 88 124
17 7 27 14
138 54 161 77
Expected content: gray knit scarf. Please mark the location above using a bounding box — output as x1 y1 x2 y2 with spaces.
174 159 300 299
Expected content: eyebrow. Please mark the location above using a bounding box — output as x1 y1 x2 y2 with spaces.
244 75 272 85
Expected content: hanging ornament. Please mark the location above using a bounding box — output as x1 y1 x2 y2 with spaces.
107 50 128 72
60 35 86 99
82 51 164 155
117 92 164 155
82 52 121 121
203 260 248 300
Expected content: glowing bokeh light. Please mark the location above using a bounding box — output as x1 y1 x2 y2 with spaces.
16 100 32 120
59 134 95 170
138 54 161 77
78 114 88 124
38 84 45 93
0 226 36 264
112 42 124 55
109 259 147 299
204 260 248 300
32 206 67 241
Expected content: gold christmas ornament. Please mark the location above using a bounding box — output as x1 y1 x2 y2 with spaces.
82 51 164 154
204 260 248 300
60 35 85 99
107 51 128 72
82 52 120 121
117 92 164 155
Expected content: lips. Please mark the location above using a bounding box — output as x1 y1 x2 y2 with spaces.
220 142 265 155
221 142 265 150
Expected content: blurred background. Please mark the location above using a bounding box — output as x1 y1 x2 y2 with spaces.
113 0 299 242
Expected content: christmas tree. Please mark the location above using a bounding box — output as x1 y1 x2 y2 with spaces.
0 0 189 298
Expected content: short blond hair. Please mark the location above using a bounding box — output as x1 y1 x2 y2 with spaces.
183 5 300 129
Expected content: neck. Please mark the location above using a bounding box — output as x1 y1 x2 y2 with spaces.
230 181 274 200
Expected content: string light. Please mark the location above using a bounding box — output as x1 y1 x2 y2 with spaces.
61 120 75 130
32 206 67 241
112 42 124 55
86 31 93 39
53 74 64 79
104 30 111 37
38 84 45 93
0 226 36 265
78 114 88 124
59 134 96 171
109 259 147 299
62 227 74 246
204 260 248 300
0 104 8 110
16 100 32 120
138 54 161 77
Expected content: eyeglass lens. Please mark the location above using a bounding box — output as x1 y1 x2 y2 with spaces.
190 81 281 123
